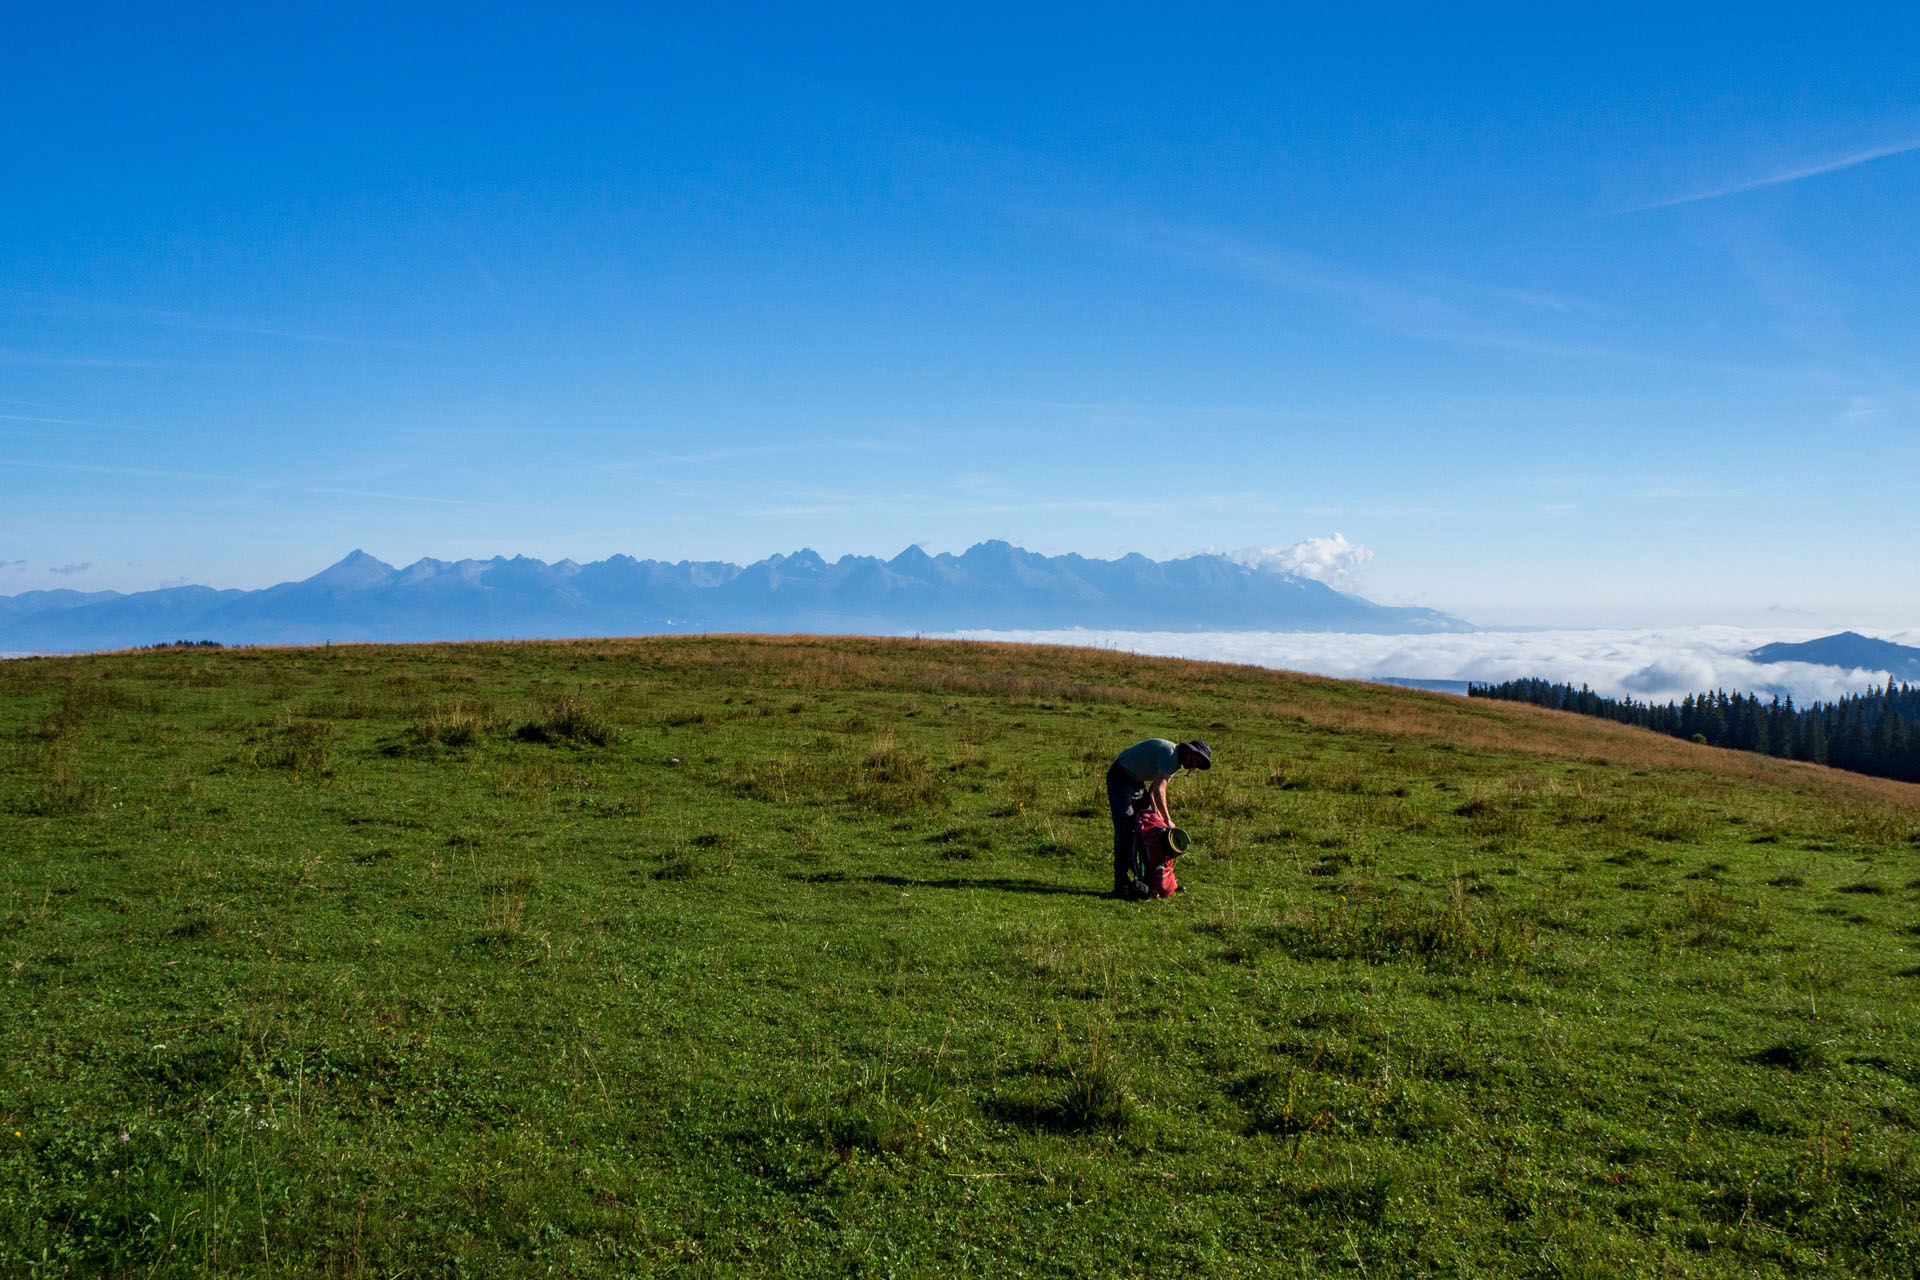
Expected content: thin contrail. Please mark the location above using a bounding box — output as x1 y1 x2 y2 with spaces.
1624 137 1920 212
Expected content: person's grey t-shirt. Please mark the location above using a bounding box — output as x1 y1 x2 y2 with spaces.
1115 738 1181 783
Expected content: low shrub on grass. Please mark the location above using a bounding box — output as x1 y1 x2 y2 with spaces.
993 1057 1135 1135
853 738 945 814
928 824 995 860
1267 883 1538 969
21 754 103 815
1454 791 1538 848
246 719 334 775
988 1024 1137 1136
729 735 947 815
1052 1055 1135 1133
514 696 616 746
1674 881 1772 948
409 700 491 746
811 1092 942 1158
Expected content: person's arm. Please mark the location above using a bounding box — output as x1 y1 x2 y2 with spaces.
1147 775 1171 823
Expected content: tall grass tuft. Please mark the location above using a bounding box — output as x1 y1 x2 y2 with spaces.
410 699 491 747
1052 1054 1135 1133
852 735 946 814
993 1026 1136 1135
24 753 103 815
515 696 616 747
246 719 335 776
1270 881 1538 969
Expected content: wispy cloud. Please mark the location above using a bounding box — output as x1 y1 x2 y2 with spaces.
995 398 1347 425
1629 486 1746 502
1 457 504 508
0 457 256 484
461 247 499 296
734 485 1281 522
0 412 160 434
0 349 234 369
113 311 346 345
738 504 862 518
1487 287 1621 316
1137 225 1606 356
738 494 1135 520
292 485 510 509
1623 137 1920 212
1099 220 1633 360
592 440 908 474
1087 219 1831 381
1840 391 1920 420
49 562 91 575
408 203 502 299
1 290 432 351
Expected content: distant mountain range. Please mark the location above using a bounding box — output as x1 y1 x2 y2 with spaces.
0 543 1472 653
1748 631 1920 681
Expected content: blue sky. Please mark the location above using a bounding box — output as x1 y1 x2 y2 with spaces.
4 3 1917 626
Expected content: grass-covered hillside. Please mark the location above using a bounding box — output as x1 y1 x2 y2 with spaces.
4 636 1918 1277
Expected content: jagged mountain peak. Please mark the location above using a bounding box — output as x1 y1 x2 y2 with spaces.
306 550 397 590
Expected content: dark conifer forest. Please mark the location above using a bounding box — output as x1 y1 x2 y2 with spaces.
1468 677 1920 784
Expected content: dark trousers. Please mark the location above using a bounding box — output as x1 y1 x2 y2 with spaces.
1106 762 1147 893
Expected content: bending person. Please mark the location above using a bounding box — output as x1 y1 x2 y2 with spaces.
1104 737 1210 898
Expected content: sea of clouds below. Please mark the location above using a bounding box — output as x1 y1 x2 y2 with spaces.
8 625 1917 708
940 626 1920 707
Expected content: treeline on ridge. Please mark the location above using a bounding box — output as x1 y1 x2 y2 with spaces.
1468 677 1920 784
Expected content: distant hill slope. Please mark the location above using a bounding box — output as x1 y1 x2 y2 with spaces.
0 543 1472 652
1748 631 1920 681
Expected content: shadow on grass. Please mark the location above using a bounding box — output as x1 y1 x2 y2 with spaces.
863 874 1104 898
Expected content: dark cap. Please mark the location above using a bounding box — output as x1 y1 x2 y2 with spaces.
1182 739 1212 769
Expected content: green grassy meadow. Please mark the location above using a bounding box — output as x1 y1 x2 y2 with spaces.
4 635 1919 1277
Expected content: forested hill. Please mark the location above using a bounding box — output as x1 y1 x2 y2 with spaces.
1469 678 1920 784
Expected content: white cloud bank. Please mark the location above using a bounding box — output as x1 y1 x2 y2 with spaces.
939 625 1920 706
1213 533 1375 592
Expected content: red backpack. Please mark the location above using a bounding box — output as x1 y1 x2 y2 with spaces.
1133 809 1183 898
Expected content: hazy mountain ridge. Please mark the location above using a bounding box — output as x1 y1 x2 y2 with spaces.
1748 631 1920 681
0 543 1473 652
